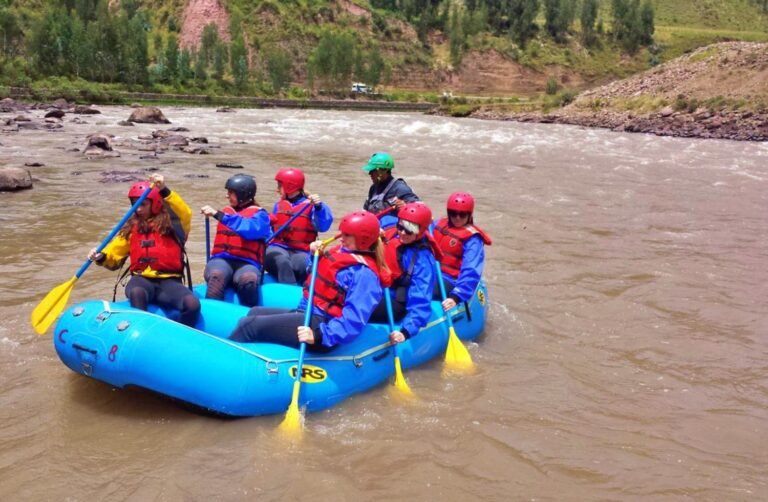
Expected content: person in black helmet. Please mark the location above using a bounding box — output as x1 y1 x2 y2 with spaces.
200 174 272 306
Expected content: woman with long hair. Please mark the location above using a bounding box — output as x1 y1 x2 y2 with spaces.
88 174 200 327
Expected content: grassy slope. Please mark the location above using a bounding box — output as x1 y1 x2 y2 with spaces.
6 0 768 98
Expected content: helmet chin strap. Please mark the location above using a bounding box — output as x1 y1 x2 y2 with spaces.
234 198 254 210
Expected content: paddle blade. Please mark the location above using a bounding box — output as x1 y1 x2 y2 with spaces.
30 276 77 335
443 326 474 375
392 356 415 398
278 381 304 439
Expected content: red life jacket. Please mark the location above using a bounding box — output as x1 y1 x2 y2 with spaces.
433 217 492 278
304 246 381 318
211 205 266 264
381 227 433 287
128 223 184 275
382 227 407 285
271 200 316 251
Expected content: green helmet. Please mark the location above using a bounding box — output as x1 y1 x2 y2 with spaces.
361 152 394 172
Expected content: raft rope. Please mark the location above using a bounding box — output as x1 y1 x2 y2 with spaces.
96 294 476 366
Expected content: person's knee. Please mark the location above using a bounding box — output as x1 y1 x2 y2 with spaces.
182 294 201 313
236 271 260 307
230 317 257 342
206 269 228 299
238 271 259 288
127 287 149 309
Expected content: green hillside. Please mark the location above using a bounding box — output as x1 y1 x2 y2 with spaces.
652 0 768 30
0 0 766 101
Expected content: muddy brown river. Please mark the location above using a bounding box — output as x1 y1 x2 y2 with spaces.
1 106 767 500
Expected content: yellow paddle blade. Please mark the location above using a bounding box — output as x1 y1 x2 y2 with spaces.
278 381 304 439
30 276 77 335
392 356 415 398
443 326 475 375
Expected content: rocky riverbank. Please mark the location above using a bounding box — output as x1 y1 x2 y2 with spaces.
472 106 768 141
471 41 768 142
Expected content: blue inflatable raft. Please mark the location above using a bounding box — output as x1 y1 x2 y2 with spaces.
53 281 488 417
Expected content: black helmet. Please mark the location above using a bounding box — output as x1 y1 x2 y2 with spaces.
225 174 256 204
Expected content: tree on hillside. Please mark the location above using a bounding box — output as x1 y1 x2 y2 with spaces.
234 54 249 90
639 0 654 45
307 29 357 92
365 43 386 90
28 6 70 76
213 43 227 81
0 6 24 59
448 4 465 66
164 33 179 83
265 46 292 93
194 51 207 84
120 13 149 85
544 0 573 42
178 48 193 84
611 0 654 53
230 33 248 88
463 3 489 37
200 23 221 68
509 0 540 47
580 0 599 46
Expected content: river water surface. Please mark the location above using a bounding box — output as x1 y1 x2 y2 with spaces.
1 106 767 500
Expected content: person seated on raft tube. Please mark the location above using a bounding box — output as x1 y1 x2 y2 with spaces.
368 202 442 345
200 174 272 307
88 174 201 327
264 167 333 285
361 152 419 230
431 191 492 312
229 211 389 352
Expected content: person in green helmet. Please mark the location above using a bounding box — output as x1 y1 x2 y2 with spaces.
361 152 420 230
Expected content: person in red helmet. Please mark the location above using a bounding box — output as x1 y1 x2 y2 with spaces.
431 191 492 312
200 174 271 307
265 167 333 284
88 173 200 327
369 202 441 345
229 211 388 352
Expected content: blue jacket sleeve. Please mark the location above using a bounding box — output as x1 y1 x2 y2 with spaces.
311 202 333 232
379 213 398 230
449 235 485 303
219 208 272 241
318 265 382 347
391 179 419 203
400 247 436 337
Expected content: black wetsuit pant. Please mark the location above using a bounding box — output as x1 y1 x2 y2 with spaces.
229 307 332 353
125 275 200 327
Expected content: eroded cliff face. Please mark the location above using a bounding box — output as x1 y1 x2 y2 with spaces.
179 0 230 50
387 50 582 96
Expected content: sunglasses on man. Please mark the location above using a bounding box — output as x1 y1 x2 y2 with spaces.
396 222 417 235
448 210 469 218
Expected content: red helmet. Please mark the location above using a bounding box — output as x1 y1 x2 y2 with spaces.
339 211 381 250
128 181 163 215
447 192 474 214
398 202 433 237
275 167 305 194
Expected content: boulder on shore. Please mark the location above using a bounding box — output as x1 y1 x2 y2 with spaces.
0 167 33 191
